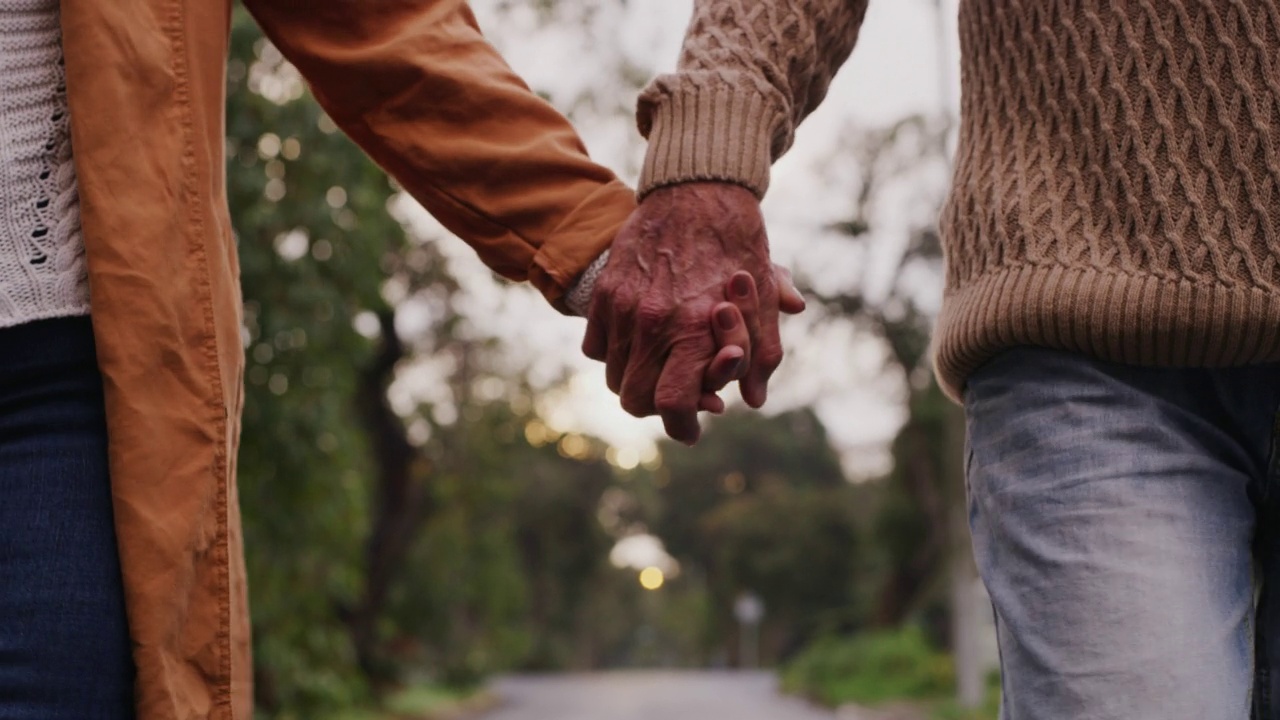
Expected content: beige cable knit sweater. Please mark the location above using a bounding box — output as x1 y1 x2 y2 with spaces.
637 0 1280 399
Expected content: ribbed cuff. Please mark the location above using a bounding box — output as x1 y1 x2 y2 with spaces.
638 87 786 200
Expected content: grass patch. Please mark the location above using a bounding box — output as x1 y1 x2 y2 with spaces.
325 682 492 720
928 673 1000 720
782 627 1000 720
783 627 954 707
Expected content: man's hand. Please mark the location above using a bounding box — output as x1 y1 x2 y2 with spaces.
582 182 784 444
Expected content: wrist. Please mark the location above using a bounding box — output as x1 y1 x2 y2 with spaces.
637 182 770 263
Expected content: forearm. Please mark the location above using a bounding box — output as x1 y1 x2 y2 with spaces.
243 0 635 309
637 0 869 198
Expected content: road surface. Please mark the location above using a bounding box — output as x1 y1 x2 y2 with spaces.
478 671 839 720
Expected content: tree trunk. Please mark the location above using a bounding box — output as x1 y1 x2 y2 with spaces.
347 309 434 683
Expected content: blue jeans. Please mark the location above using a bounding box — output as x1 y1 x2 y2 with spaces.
0 317 135 718
966 347 1280 719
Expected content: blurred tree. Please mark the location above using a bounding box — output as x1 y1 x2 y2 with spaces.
807 114 966 637
509 434 617 670
342 246 464 684
227 0 979 714
655 408 847 561
383 393 629 684
228 9 395 711
701 484 864 661
227 7 631 713
644 409 866 666
870 382 962 632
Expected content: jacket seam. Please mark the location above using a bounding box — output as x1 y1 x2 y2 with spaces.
163 0 234 715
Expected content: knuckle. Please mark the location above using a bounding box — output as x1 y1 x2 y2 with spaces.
759 269 778 293
611 293 640 320
598 274 629 299
635 299 673 333
591 279 618 307
654 390 696 416
705 377 731 394
672 305 710 339
759 347 784 372
675 303 705 326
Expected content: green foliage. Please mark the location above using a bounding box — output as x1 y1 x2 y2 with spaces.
323 682 479 720
228 9 631 715
931 673 1000 720
701 486 863 634
509 444 619 670
383 683 471 716
227 2 972 715
646 572 715 667
782 628 955 708
385 401 620 684
640 408 867 665
652 407 848 562
865 378 966 641
229 8 392 711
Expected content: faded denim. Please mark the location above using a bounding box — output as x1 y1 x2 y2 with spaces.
965 347 1280 720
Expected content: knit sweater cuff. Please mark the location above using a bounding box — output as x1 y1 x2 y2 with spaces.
638 87 786 200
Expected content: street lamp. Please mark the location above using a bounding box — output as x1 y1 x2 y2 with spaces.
639 566 665 591
734 593 765 669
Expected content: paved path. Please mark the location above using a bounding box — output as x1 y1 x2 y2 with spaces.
478 671 838 720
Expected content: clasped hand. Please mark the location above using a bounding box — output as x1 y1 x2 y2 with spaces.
583 182 803 445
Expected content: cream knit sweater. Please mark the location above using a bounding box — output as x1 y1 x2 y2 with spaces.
0 0 87 329
638 0 1280 399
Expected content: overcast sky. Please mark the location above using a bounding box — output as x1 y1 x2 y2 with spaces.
397 0 965 477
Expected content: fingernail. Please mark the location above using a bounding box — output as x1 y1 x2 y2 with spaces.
731 274 752 298
716 306 737 330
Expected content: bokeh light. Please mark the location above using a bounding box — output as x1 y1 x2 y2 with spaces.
638 566 665 591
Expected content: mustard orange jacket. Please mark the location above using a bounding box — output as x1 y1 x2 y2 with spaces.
61 0 635 716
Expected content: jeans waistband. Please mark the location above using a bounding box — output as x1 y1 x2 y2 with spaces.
0 315 98 377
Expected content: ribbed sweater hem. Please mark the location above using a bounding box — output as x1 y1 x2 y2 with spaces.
0 302 89 331
932 265 1280 402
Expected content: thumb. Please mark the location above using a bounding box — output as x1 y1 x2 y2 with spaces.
773 264 806 315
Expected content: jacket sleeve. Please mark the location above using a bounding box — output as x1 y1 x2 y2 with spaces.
637 0 870 199
241 0 636 309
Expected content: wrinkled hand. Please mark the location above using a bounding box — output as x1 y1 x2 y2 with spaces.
582 182 788 444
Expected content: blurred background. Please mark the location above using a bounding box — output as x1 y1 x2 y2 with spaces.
228 1 995 718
